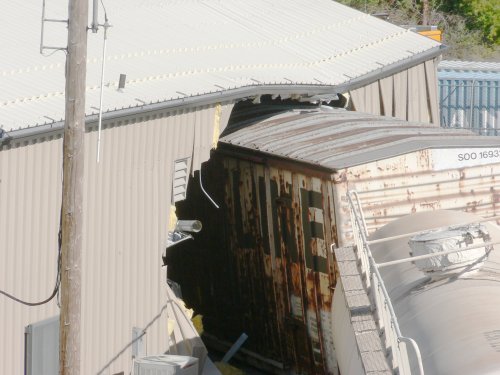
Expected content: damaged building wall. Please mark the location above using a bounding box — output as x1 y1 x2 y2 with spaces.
0 102 233 375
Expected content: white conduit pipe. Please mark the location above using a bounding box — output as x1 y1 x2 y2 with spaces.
199 168 219 209
96 22 109 163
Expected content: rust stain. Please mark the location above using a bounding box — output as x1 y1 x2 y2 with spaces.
305 272 317 309
466 200 482 212
493 192 500 204
418 149 431 169
420 201 440 210
291 263 302 293
332 171 347 184
264 254 272 277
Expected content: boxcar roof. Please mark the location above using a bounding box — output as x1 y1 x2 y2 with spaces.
219 107 500 170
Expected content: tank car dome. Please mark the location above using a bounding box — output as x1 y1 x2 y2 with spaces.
369 210 500 375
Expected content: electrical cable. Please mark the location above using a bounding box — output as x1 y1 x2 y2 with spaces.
41 48 67 58
100 0 108 21
0 215 62 306
2 0 109 306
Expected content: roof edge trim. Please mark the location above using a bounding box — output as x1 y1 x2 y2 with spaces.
2 45 445 143
339 44 446 93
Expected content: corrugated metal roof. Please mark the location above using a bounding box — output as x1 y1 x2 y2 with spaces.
439 60 500 72
219 107 500 169
1 0 442 132
438 60 500 81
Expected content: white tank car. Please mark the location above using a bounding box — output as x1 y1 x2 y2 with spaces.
369 210 500 375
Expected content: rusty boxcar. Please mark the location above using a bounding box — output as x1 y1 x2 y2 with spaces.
168 107 500 374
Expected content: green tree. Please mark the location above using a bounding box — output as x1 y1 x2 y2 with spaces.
337 0 500 60
443 0 499 45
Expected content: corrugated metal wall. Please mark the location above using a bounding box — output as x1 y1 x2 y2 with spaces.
0 138 62 375
350 59 440 125
0 103 233 375
171 156 338 375
333 149 500 246
439 79 500 135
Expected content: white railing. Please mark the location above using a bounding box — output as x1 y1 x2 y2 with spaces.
345 190 500 374
346 190 424 375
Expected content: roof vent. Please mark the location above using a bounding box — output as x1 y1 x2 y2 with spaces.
409 224 492 279
118 74 126 90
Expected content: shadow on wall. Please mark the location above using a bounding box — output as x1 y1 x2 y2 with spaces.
97 288 207 375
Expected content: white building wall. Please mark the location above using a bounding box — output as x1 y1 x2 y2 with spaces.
0 103 233 374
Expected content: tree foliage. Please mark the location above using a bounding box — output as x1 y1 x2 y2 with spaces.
443 0 499 45
337 0 500 60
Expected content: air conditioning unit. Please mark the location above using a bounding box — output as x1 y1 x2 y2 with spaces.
134 355 198 375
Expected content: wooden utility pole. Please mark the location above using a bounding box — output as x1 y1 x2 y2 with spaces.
59 0 88 373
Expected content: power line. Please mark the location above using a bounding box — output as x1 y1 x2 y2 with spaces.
0 225 62 306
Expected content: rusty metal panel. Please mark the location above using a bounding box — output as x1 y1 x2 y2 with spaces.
299 175 329 373
171 153 339 374
334 149 500 246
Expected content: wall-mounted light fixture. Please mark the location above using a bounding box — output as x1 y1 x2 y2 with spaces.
166 220 202 249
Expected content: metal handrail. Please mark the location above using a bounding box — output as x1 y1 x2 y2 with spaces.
346 190 425 375
368 215 500 245
378 240 498 268
351 190 368 237
399 337 424 375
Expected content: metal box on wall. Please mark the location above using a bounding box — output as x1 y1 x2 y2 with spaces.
169 108 500 374
25 316 59 375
